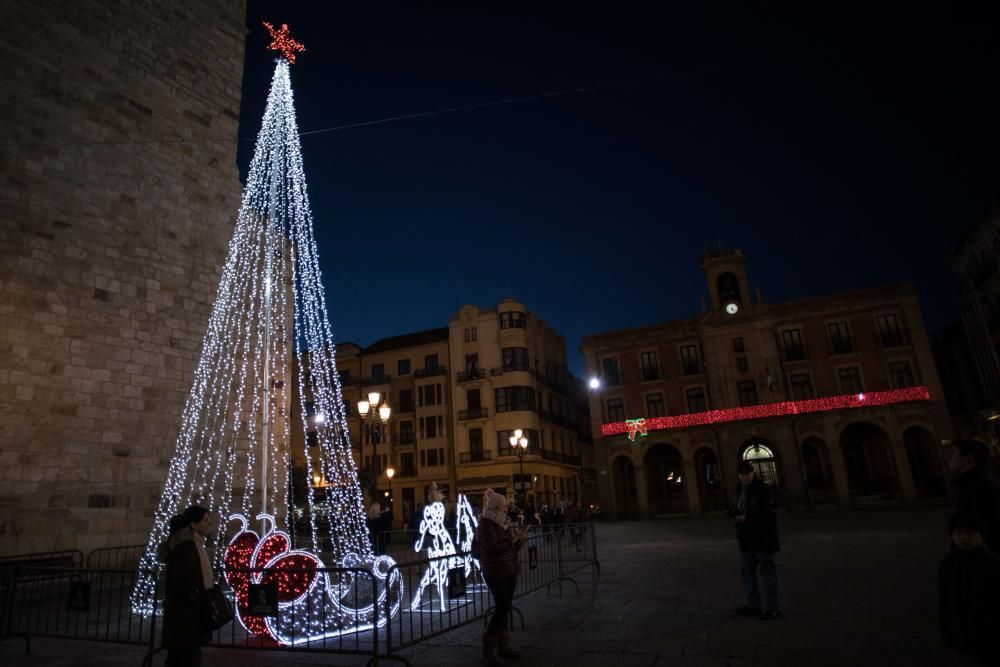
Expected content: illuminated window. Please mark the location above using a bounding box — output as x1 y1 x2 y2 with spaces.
742 442 780 489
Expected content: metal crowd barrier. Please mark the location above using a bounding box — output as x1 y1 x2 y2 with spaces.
379 522 601 665
6 566 156 657
0 523 600 665
0 550 84 580
86 544 146 571
190 566 382 665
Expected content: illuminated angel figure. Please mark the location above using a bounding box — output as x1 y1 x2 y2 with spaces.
410 501 464 610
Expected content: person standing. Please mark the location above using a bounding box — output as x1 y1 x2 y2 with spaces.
732 461 781 620
158 505 214 667
948 439 1000 552
474 489 528 665
938 513 1000 665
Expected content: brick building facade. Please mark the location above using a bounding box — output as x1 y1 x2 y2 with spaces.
0 1 246 553
581 250 952 519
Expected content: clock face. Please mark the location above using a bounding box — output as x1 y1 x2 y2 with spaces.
725 302 740 315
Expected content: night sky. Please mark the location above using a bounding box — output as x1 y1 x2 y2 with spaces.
237 3 1000 375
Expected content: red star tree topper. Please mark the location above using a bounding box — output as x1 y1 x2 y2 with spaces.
264 21 305 64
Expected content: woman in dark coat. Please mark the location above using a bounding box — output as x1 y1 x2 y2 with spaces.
474 489 527 665
158 505 213 667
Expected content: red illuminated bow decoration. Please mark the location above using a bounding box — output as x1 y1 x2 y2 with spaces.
223 514 321 640
625 418 648 442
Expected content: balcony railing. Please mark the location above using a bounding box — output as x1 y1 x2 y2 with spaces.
398 432 415 445
459 450 492 464
458 407 489 421
830 341 854 355
396 467 417 479
781 347 807 362
457 369 486 383
361 375 391 386
414 366 447 379
679 363 702 377
538 409 575 429
498 446 531 458
541 449 582 466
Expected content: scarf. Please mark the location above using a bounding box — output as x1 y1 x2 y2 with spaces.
482 508 512 531
192 530 214 590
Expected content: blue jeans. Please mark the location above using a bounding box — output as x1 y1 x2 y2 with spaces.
740 551 779 611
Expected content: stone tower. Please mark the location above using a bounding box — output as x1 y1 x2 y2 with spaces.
0 0 247 554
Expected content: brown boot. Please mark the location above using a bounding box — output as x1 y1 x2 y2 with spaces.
482 633 500 666
497 630 520 659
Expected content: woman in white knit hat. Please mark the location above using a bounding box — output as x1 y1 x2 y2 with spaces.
473 488 528 665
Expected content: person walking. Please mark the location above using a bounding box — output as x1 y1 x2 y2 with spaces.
474 489 528 665
158 505 214 667
732 461 781 620
948 439 1000 552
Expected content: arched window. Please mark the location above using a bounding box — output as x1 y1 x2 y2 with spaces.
742 441 780 490
717 272 742 305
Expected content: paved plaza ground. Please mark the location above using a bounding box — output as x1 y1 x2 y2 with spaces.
1 505 981 666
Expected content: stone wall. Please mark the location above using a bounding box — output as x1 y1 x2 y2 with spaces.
0 0 246 554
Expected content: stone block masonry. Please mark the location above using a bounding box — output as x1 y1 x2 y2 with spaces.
0 0 247 554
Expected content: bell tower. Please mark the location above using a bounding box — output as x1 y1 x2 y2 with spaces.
700 249 754 317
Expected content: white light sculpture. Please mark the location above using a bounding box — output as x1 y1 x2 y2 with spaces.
410 493 483 611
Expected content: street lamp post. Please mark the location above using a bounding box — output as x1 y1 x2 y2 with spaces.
509 429 529 506
358 390 391 505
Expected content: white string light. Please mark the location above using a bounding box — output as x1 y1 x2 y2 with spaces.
130 58 396 630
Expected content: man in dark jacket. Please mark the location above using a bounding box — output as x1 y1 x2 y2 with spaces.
949 439 1000 552
939 513 1000 665
732 461 781 620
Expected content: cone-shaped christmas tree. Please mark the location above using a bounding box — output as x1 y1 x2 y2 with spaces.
131 24 402 641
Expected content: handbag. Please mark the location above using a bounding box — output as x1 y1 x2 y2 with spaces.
200 586 234 632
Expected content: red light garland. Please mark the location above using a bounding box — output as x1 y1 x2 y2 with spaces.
263 22 305 64
601 386 932 437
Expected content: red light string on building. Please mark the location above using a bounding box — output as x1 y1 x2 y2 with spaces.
601 386 932 437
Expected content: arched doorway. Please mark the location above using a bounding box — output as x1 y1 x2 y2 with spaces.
800 437 835 503
903 426 945 498
694 447 725 511
840 422 898 500
741 439 781 491
644 443 689 515
611 455 638 519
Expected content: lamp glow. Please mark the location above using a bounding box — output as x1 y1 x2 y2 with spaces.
386 466 395 480
358 400 370 416
378 403 391 421
589 378 600 389
367 391 381 405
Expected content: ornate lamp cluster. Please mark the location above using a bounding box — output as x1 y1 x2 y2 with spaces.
358 392 394 499
509 428 529 505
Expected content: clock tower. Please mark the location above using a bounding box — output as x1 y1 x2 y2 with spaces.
700 249 754 317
